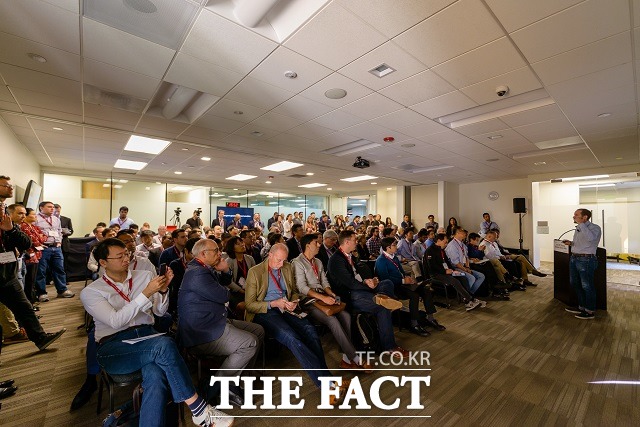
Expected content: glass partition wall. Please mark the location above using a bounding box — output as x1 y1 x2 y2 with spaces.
42 173 328 236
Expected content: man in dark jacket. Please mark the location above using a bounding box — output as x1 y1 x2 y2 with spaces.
178 239 263 405
0 176 66 355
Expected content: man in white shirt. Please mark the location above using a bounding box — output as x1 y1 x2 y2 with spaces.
80 238 232 427
445 228 485 297
117 231 157 276
153 225 168 246
110 206 135 230
136 230 161 256
483 231 538 288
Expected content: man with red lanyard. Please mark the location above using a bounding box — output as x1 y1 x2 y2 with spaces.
245 243 337 391
159 229 188 266
178 239 264 406
109 206 134 230
80 238 232 426
445 227 486 298
34 201 74 302
116 230 157 276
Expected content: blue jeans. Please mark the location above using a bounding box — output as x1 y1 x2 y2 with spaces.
569 255 598 312
458 269 484 295
349 279 397 351
36 247 67 294
97 325 195 426
254 310 328 388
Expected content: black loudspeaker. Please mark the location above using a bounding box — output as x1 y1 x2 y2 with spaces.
513 198 526 213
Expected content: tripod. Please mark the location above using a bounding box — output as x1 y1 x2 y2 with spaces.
170 213 181 228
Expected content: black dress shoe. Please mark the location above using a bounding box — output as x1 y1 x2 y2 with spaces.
408 325 431 337
532 270 547 277
70 377 97 411
423 318 446 331
0 386 17 400
523 280 536 287
0 379 14 388
228 388 245 407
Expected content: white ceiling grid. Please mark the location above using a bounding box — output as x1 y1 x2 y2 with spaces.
0 0 636 193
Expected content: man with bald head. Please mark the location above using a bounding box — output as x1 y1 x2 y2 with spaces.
245 243 331 390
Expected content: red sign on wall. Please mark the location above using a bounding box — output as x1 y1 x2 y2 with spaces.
226 202 241 208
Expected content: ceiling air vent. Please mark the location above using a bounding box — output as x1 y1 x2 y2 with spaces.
83 84 148 113
287 174 307 179
369 63 396 78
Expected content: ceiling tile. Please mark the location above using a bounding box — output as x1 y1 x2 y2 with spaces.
339 93 404 120
284 3 387 70
513 117 578 142
287 122 335 140
11 88 81 115
194 112 246 133
165 53 245 96
432 37 526 89
248 46 332 93
0 64 80 101
485 0 584 32
249 112 304 133
309 110 365 131
83 18 175 78
271 96 334 122
395 120 451 138
379 70 455 106
343 121 412 143
83 58 160 100
500 104 566 128
455 118 510 137
83 103 140 131
338 41 428 91
181 9 277 74
460 66 542 105
206 99 267 124
410 91 477 119
226 77 295 110
510 0 629 63
393 0 504 67
371 109 427 131
299 73 373 108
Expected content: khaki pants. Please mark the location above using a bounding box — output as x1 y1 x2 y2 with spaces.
0 302 21 338
402 260 422 279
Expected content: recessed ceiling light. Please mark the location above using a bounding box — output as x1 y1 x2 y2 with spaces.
52 127 63 131
234 111 243 115
486 158 499 162
371 182 377 184
265 181 272 184
102 184 110 188
298 183 327 188
325 88 347 99
615 157 623 160
119 180 128 183
233 188 239 191
181 148 189 151
187 166 195 168
284 71 298 79
386 187 392 190
306 172 314 176
27 53 47 63
401 143 415 148
156 181 162 184
201 157 211 161
226 174 257 181
114 159 147 170
124 135 171 154
340 175 378 182
487 135 503 140
562 174 609 182
145 187 150 190
174 171 182 175
597 113 611 118
534 161 547 166
251 131 264 137
113 185 123 189
261 161 304 172
161 162 167 165
369 63 396 78
327 187 332 190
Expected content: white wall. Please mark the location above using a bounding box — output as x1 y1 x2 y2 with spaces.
376 186 404 224
439 181 459 229
411 184 438 228
0 118 41 201
458 178 532 250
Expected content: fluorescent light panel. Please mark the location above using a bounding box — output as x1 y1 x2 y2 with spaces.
323 139 381 156
511 144 588 159
579 184 615 188
226 174 257 181
298 183 327 188
114 159 147 170
124 135 171 155
410 165 453 173
260 161 304 172
563 174 609 182
340 175 378 182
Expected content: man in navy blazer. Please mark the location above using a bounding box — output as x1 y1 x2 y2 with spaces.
178 239 264 405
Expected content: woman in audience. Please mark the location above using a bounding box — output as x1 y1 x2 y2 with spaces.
292 233 372 372
283 213 294 239
334 216 345 231
20 208 48 303
305 216 317 233
446 217 459 238
385 217 393 227
224 236 256 312
356 233 373 261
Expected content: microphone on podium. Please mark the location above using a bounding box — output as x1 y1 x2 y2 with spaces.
557 227 578 240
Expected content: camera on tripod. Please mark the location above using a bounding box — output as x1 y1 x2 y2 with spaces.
174 207 182 217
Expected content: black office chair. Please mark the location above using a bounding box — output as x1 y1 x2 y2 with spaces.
422 256 455 308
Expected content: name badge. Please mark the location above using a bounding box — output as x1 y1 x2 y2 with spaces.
238 277 246 288
0 251 17 264
354 273 363 282
48 230 60 237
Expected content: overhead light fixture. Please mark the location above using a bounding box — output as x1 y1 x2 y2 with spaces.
562 174 609 182
409 165 453 173
174 171 182 175
284 71 298 79
181 148 189 151
156 181 162 184
306 172 314 176
102 184 110 188
369 63 396 78
579 183 615 189
261 161 304 172
340 175 378 182
124 135 171 155
298 183 327 188
327 187 332 190
113 184 123 189
27 53 47 63
323 139 381 156
234 111 243 115
487 135 503 140
325 88 347 99
351 203 365 206
386 187 392 190
597 113 611 118
201 157 211 161
145 187 150 190
233 188 239 191
226 174 257 181
265 181 272 184
52 127 63 131
114 159 147 170
437 88 554 129
251 131 264 137
371 182 377 184
533 161 547 166
511 144 588 159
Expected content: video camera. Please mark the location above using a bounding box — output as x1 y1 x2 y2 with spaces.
195 208 202 216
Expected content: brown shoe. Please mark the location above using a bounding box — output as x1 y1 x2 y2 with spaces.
329 378 351 405
374 294 403 311
339 360 374 374
3 328 28 346
389 346 410 359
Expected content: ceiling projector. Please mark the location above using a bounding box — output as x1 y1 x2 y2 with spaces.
353 156 370 169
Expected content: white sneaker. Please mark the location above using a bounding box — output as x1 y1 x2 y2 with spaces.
465 299 480 311
38 294 49 302
477 299 487 308
192 405 234 427
57 290 75 298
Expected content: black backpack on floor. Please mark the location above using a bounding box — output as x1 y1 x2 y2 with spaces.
351 312 381 353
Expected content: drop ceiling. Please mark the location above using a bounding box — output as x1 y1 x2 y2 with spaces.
0 0 638 194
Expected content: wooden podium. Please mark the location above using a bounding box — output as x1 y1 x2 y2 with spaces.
553 239 607 310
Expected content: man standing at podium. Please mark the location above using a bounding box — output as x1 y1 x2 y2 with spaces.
562 208 601 320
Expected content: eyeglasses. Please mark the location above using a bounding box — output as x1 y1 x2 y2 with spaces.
107 251 130 260
0 184 13 189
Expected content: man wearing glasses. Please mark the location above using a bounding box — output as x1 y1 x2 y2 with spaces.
178 239 264 406
81 238 232 426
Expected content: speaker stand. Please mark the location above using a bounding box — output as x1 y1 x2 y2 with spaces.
517 213 524 254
